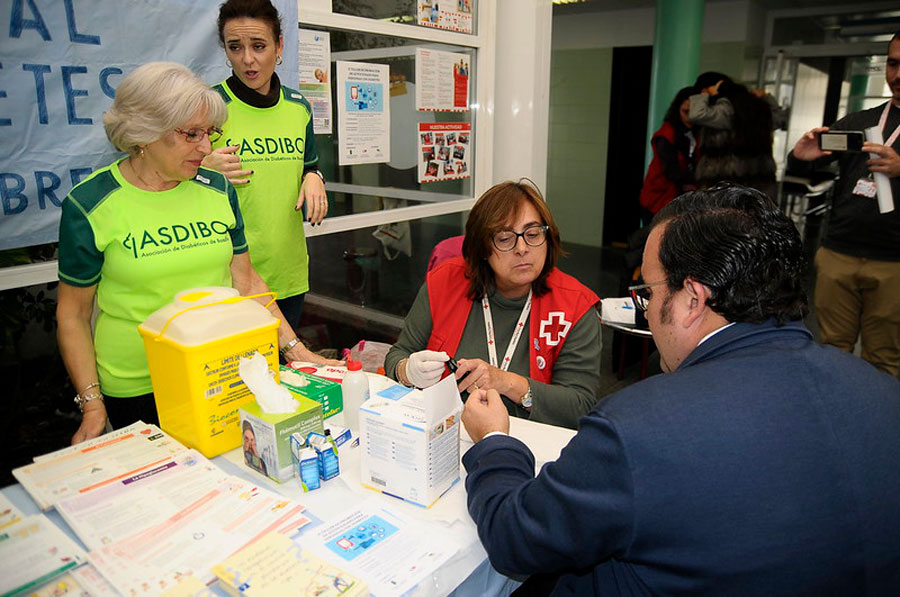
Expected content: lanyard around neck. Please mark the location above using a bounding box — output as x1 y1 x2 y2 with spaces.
482 290 532 372
877 101 900 148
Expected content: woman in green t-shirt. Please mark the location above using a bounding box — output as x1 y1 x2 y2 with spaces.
57 62 334 445
202 0 327 331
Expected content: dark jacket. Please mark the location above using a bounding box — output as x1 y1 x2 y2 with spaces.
464 320 900 595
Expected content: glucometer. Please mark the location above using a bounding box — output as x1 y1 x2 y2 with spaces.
447 356 471 384
819 130 864 152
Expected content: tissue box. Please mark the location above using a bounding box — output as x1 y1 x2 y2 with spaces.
280 366 343 418
601 297 636 325
359 377 462 507
238 392 324 482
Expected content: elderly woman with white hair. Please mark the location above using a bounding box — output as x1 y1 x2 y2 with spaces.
57 62 334 445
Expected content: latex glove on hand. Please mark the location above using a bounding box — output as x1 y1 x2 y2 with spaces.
405 350 449 388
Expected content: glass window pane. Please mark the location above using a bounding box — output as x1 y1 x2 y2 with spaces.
332 0 477 35
308 28 477 214
306 211 466 316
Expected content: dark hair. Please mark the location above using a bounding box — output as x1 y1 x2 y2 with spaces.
217 0 282 44
693 71 772 157
664 86 697 130
462 180 562 300
650 184 807 324
694 71 732 91
242 420 254 434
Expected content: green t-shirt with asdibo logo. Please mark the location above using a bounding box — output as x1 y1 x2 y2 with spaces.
58 160 248 397
212 80 318 300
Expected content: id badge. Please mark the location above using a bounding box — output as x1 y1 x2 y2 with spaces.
852 177 877 198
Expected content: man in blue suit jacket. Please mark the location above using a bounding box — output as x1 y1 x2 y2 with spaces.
462 184 900 595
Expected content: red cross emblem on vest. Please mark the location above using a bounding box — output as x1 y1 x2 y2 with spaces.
539 311 571 347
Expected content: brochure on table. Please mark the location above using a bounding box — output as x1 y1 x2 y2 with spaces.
298 28 333 135
0 492 24 530
13 422 187 511
307 500 457 596
88 480 311 595
0 514 86 596
214 531 368 596
55 449 233 550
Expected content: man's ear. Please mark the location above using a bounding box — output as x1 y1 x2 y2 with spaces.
681 277 713 328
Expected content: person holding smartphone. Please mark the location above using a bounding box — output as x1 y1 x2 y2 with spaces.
788 32 900 378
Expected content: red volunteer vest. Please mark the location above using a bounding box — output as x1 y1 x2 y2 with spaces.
640 121 688 214
425 257 600 384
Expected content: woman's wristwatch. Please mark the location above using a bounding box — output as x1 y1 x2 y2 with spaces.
520 384 533 409
280 337 302 357
303 169 325 184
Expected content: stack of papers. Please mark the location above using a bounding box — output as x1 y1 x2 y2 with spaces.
213 531 368 596
13 422 187 511
0 493 24 530
88 479 311 595
0 514 86 595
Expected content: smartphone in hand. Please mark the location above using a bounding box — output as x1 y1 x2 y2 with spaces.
818 130 864 152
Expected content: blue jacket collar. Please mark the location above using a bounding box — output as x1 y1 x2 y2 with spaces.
678 319 812 370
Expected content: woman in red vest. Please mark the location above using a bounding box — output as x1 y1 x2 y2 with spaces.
639 86 696 226
385 181 602 429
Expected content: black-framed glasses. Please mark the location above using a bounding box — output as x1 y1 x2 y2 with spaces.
492 225 549 252
628 279 667 312
174 126 223 144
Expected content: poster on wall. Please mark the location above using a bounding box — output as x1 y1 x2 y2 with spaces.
418 122 471 183
298 29 332 134
0 0 298 252
418 0 473 34
415 48 469 112
337 61 391 166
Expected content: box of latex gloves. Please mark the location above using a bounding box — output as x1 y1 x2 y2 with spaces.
237 353 324 482
359 375 463 507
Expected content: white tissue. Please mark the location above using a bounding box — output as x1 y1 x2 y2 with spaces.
238 352 298 414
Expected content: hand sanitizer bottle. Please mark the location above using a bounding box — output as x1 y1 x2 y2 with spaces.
341 359 370 433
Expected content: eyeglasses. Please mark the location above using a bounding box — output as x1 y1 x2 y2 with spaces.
492 225 549 252
628 279 668 311
174 127 223 144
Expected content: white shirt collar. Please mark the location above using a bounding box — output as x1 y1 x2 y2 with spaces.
697 322 735 346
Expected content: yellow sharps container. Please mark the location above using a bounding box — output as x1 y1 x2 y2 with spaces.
139 287 280 457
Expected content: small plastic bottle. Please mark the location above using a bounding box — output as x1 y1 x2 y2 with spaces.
341 359 370 433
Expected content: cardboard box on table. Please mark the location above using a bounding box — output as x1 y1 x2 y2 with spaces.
359 375 463 508
279 365 343 419
239 391 324 482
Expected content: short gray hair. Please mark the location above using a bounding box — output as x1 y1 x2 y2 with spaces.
103 62 227 155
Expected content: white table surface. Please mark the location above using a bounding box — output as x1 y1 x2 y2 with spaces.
2 376 576 596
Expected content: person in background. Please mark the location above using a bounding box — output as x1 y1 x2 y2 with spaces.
788 32 900 378
689 72 777 199
203 0 327 331
639 86 696 226
385 180 601 430
57 62 334 444
461 184 900 594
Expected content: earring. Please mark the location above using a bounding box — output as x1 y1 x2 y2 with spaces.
137 146 145 158
275 55 283 66
226 59 233 68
